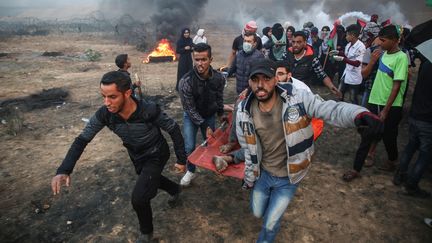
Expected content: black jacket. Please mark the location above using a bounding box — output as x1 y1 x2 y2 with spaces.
178 66 225 125
283 46 315 83
56 98 186 175
410 57 432 122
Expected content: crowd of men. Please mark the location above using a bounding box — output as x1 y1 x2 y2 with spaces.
50 14 431 243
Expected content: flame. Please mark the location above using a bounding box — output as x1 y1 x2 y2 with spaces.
144 38 176 63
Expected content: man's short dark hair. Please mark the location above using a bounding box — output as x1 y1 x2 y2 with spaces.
244 32 258 43
275 60 291 73
100 71 132 92
379 25 400 40
346 24 361 37
293 31 307 41
193 43 212 58
115 54 128 69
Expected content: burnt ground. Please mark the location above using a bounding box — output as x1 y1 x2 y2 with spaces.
0 25 431 243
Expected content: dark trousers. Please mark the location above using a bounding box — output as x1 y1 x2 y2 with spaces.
352 104 402 172
399 118 432 187
131 142 179 234
340 82 361 105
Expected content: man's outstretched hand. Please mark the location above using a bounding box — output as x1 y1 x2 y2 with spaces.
354 111 384 140
51 174 71 195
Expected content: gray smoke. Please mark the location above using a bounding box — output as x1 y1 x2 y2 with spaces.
205 0 430 32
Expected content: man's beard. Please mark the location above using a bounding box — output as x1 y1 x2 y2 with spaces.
277 77 288 83
255 88 275 103
108 95 126 114
293 47 304 54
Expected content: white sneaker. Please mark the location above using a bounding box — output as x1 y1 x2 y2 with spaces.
425 218 432 228
180 171 196 186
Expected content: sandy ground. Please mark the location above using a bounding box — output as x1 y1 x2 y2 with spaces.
0 26 431 243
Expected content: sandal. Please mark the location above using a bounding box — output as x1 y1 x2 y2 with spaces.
342 170 361 182
364 154 375 167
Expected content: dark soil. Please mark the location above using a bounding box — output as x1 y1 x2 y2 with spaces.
0 29 430 243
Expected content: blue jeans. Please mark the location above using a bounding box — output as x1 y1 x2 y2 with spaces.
251 169 298 243
183 112 215 173
399 118 432 187
361 89 370 108
231 148 245 164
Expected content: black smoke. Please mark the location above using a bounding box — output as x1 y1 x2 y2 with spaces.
100 0 208 43
150 0 208 40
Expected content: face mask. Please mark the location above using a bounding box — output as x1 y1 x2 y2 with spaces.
243 42 253 53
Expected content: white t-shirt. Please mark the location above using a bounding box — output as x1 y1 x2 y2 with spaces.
342 40 366 85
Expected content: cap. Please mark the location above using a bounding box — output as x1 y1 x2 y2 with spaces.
249 59 276 79
311 27 319 34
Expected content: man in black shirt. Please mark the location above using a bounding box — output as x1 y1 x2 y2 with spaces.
115 54 142 99
178 43 226 186
51 71 186 242
394 56 432 198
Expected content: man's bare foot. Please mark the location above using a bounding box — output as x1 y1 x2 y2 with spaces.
219 142 236 153
212 155 234 172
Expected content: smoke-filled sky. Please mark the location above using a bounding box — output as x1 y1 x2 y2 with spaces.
1 0 431 29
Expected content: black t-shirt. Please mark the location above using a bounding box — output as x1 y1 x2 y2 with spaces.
410 57 432 122
232 34 263 51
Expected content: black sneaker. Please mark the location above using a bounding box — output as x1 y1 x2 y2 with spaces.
404 185 431 198
167 188 181 207
136 232 153 243
393 169 407 186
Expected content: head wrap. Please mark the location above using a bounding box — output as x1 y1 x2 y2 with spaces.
244 21 258 33
196 29 205 37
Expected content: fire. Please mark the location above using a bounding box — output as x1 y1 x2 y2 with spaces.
144 38 176 63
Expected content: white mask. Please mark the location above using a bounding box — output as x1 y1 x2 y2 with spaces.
243 42 253 53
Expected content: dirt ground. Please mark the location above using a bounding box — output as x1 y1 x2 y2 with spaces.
0 25 431 243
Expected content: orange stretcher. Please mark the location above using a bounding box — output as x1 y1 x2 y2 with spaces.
188 113 324 179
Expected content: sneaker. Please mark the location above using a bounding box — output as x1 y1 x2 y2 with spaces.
393 169 407 186
180 171 196 186
136 232 153 243
425 218 432 228
167 187 181 207
342 170 361 182
378 160 396 172
404 184 431 198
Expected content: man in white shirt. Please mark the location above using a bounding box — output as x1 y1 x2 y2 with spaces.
331 24 366 105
